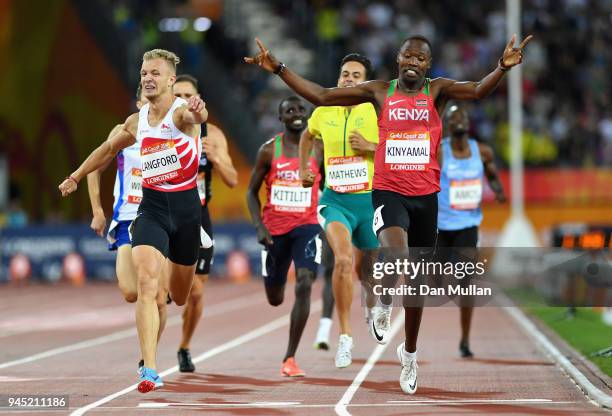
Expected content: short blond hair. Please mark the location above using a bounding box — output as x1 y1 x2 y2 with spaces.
143 49 180 72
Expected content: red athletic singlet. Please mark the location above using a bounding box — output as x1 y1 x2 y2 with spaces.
373 78 442 196
262 134 321 236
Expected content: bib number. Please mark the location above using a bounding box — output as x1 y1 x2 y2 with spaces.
384 131 430 171
127 168 142 204
449 178 482 210
141 138 183 185
271 180 312 212
326 156 369 193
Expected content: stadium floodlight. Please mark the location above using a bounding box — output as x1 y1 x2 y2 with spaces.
194 17 212 32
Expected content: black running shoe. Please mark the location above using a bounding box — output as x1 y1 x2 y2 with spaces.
459 341 473 358
177 348 195 372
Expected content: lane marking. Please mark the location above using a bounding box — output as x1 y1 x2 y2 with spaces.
505 306 612 409
0 292 264 370
70 300 322 415
335 312 405 416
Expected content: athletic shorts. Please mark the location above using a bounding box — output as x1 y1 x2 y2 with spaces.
107 220 132 251
317 188 379 250
437 226 478 248
372 189 438 250
195 205 214 275
131 187 201 266
261 224 320 287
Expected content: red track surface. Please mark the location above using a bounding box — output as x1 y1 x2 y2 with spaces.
0 280 609 415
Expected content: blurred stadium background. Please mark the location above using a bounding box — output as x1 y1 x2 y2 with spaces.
0 0 611 283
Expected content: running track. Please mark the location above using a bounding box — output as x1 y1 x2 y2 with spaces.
0 280 609 415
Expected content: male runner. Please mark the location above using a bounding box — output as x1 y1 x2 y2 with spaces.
86 85 168 375
172 74 238 372
299 53 384 368
437 105 506 358
59 49 209 393
245 33 531 393
246 96 322 377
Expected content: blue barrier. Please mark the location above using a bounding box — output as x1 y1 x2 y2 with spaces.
0 223 262 282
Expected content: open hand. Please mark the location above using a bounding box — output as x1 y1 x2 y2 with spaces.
243 38 281 73
501 34 533 68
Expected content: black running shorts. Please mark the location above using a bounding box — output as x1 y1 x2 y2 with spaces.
195 205 214 275
372 189 438 248
261 224 320 287
131 187 201 266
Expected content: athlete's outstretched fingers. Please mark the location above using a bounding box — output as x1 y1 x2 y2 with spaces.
255 37 267 53
506 34 517 50
519 34 534 49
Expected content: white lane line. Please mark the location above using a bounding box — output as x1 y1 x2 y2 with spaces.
70 299 322 416
0 292 263 370
334 312 405 416
505 306 612 409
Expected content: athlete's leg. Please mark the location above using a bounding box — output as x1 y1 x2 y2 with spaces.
132 244 166 370
325 221 354 336
180 275 206 350
116 245 138 303
321 235 335 319
156 264 169 343
285 267 315 360
167 261 197 306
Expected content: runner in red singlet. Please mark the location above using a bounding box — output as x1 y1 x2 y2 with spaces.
245 33 532 394
59 49 209 393
247 96 323 377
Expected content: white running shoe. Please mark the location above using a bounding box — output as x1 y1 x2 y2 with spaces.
397 343 418 394
314 317 332 350
370 305 391 345
335 334 353 368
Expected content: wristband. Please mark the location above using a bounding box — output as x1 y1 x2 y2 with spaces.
274 62 286 75
67 175 79 185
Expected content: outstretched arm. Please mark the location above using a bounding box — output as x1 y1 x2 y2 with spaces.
435 34 533 101
479 143 506 203
245 38 381 107
175 95 208 129
205 124 238 188
59 114 138 196
87 124 123 236
246 143 273 245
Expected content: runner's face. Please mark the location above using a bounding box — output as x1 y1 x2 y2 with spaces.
173 81 199 100
397 40 431 84
140 58 175 99
337 61 367 88
279 99 308 131
448 108 469 135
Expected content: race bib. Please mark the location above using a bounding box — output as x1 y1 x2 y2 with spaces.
384 131 430 171
271 180 312 212
197 173 206 205
141 138 183 185
127 168 142 204
326 156 369 193
450 178 482 210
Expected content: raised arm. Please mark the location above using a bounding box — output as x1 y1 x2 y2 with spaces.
299 129 317 187
205 124 238 188
434 35 533 101
59 114 138 197
479 142 506 203
87 123 123 236
246 142 273 245
244 38 381 107
174 95 208 130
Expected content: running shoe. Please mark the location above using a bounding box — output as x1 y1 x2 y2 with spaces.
370 305 391 345
397 342 418 395
280 357 306 377
138 367 163 393
459 340 474 358
177 348 195 372
314 317 332 350
335 334 353 368
138 359 144 373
